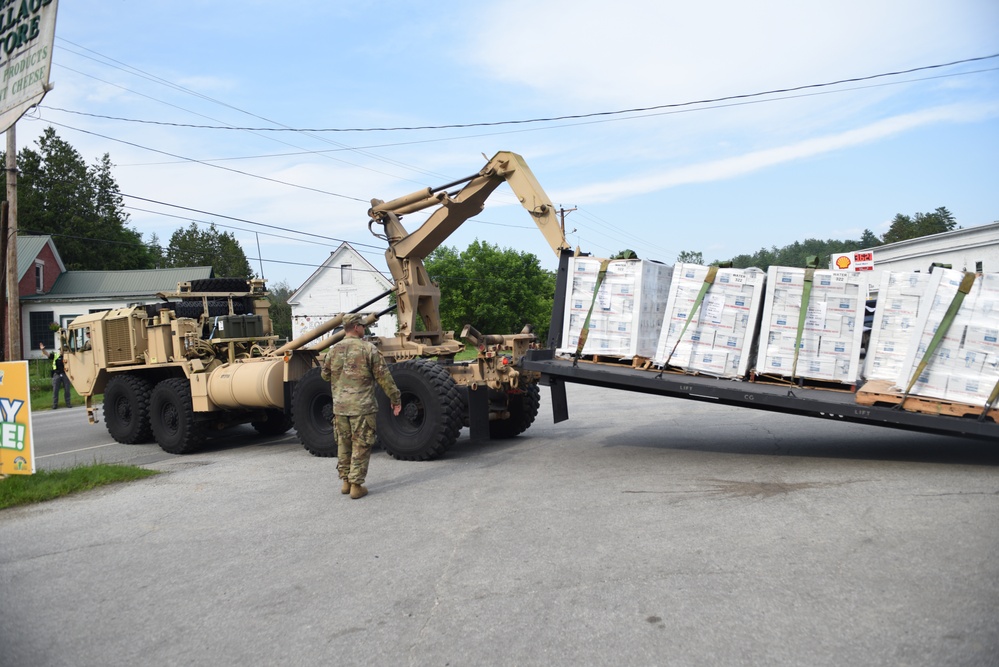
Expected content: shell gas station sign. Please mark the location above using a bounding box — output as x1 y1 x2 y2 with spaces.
0 361 35 475
832 251 874 271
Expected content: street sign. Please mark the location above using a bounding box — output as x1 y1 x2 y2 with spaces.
832 251 875 271
0 0 59 135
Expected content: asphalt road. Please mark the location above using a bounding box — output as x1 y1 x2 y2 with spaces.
3 385 998 666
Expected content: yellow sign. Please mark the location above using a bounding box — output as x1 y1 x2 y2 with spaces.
0 361 35 475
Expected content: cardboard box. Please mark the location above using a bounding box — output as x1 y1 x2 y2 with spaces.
653 263 766 377
757 266 867 383
558 257 673 358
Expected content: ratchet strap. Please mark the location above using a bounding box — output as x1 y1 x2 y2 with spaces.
573 259 611 363
790 259 819 380
980 378 999 421
663 265 718 367
898 271 977 406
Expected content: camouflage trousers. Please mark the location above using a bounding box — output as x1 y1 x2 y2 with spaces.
333 413 377 485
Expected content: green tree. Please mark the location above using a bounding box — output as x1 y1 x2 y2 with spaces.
424 240 556 342
164 222 253 278
676 250 703 264
266 280 293 340
882 207 956 244
4 127 156 270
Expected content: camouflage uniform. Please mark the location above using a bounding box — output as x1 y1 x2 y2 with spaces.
320 318 401 486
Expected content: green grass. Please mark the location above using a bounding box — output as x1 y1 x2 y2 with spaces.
0 463 159 510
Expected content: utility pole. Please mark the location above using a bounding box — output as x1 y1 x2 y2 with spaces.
5 125 19 361
557 206 576 236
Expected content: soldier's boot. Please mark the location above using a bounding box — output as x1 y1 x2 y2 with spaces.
341 479 351 495
350 483 368 500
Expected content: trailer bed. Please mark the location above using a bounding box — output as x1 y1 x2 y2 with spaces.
522 350 999 441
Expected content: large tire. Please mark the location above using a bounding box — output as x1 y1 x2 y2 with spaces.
189 278 249 293
103 375 154 444
292 367 336 457
174 301 203 318
489 383 541 439
150 379 206 454
376 359 463 461
252 409 293 436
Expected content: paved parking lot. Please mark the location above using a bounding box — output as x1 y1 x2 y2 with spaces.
3 384 998 666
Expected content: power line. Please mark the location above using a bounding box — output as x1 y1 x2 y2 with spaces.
43 53 999 132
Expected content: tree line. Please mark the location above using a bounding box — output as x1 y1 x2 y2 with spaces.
0 127 253 277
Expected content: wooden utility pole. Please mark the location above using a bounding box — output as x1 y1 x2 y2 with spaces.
558 206 576 236
6 125 19 361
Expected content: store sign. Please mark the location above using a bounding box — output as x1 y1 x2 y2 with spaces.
0 361 35 475
832 251 875 271
0 0 59 134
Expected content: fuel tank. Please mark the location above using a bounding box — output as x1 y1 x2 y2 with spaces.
206 358 285 409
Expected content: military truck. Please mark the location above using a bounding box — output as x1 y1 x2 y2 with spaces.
61 152 574 459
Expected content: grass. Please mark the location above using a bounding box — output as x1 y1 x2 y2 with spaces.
0 463 159 510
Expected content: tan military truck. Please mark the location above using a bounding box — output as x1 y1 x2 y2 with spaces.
61 151 573 460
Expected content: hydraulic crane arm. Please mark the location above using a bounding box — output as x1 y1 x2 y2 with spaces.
367 151 571 351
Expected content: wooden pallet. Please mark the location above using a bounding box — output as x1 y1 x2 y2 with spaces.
749 372 857 393
855 379 998 421
568 354 653 369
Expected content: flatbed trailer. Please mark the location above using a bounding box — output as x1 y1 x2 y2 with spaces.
521 252 999 442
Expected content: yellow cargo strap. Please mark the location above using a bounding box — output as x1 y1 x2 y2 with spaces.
573 259 611 364
662 265 718 367
898 271 977 406
790 263 817 381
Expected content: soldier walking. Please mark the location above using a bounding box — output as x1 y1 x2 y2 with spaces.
321 313 401 499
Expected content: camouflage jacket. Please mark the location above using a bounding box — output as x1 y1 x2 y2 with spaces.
321 336 401 416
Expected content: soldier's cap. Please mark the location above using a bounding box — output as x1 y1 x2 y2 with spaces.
342 313 363 327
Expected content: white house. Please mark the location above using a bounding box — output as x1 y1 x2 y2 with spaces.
289 242 397 344
832 222 999 292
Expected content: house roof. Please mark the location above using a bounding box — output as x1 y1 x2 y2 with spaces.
289 242 392 304
16 235 66 281
21 266 214 300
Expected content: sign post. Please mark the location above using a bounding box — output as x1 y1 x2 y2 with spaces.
0 360 34 474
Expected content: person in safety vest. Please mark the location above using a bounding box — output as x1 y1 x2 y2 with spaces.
39 341 72 409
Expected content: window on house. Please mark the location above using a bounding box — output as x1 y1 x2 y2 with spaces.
34 261 44 293
976 261 983 273
29 311 55 350
341 264 352 285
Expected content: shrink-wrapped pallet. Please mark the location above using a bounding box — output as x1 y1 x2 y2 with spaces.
652 263 766 378
756 267 867 384
558 257 673 359
864 271 935 381
894 269 999 406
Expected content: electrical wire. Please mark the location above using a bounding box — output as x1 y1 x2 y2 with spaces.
43 53 999 132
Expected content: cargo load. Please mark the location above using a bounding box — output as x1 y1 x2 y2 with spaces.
558 256 673 359
756 266 867 384
894 269 999 406
864 271 935 381
652 263 766 378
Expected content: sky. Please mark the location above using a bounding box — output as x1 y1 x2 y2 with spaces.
16 0 999 289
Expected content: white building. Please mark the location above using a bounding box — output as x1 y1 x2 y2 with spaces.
289 243 397 344
833 222 999 292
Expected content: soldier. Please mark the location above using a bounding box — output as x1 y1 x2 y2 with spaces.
321 313 401 499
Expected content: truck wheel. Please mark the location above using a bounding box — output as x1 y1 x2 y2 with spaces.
292 367 336 457
489 383 541 439
252 409 293 436
189 278 249 293
377 359 462 461
150 378 206 454
103 375 154 444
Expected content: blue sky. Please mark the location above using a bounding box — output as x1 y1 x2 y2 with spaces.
22 0 999 289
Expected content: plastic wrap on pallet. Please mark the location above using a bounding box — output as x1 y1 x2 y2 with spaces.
894 269 999 405
652 263 766 378
756 266 867 383
864 271 935 381
558 256 673 359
